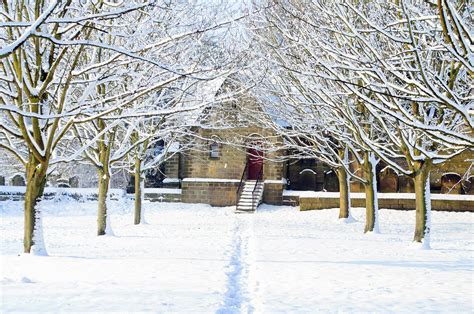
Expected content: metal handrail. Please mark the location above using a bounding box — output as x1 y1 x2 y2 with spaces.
252 164 264 210
236 159 249 201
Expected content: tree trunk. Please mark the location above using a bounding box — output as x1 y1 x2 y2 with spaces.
413 161 432 246
363 152 379 233
134 158 142 225
97 167 111 236
24 155 48 253
337 167 351 219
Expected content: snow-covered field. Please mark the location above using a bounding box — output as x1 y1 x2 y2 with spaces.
1 199 473 313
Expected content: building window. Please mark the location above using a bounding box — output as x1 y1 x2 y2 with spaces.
210 143 219 159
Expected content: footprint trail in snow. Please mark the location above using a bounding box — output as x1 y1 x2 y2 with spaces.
217 214 261 314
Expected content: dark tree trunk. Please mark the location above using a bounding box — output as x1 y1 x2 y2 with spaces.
24 154 48 253
413 161 432 245
134 158 143 225
97 167 111 236
337 167 350 219
363 152 379 233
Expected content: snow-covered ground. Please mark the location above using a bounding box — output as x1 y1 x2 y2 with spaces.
1 199 473 313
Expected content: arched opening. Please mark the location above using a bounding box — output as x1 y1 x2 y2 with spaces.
299 169 316 191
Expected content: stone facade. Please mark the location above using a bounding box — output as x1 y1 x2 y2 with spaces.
285 150 473 195
162 154 180 188
181 179 240 206
161 131 472 207
174 126 285 206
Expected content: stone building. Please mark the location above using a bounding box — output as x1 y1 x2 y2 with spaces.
152 77 474 207
160 77 287 207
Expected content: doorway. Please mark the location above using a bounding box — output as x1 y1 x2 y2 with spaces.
247 148 263 180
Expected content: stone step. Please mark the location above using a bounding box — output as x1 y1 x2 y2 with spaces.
238 202 256 206
240 196 259 200
282 199 298 206
236 210 255 213
235 180 264 214
239 196 258 200
236 205 254 209
239 198 262 204
236 209 255 213
242 187 263 191
241 192 262 196
241 193 261 197
239 197 261 201
235 209 255 214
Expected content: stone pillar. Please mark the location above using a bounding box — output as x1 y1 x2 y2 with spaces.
263 180 286 205
399 175 414 193
379 168 398 193
324 171 339 192
462 176 473 195
163 154 180 188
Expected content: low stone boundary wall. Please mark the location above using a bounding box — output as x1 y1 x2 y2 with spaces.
181 178 240 206
0 187 182 203
292 192 474 212
0 187 126 202
141 188 182 203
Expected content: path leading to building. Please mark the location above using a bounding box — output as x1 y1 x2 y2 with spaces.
217 214 261 313
0 200 472 312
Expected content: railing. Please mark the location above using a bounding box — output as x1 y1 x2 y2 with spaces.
236 159 249 203
252 164 264 210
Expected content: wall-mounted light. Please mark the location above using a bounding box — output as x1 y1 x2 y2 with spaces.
210 143 219 159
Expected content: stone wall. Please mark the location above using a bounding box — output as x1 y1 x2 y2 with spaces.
143 190 181 203
263 181 286 205
181 179 240 206
299 193 473 212
296 149 474 194
182 127 285 181
162 154 180 188
164 154 180 179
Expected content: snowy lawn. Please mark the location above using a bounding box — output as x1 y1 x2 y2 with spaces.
1 200 473 313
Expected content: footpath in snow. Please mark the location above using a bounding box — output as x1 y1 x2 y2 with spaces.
0 199 473 312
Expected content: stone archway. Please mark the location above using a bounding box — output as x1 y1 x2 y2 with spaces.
10 174 25 186
299 169 316 191
441 173 462 194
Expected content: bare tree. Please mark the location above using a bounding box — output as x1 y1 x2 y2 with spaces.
249 0 472 245
0 0 245 251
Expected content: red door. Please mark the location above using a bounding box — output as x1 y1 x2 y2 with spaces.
248 148 263 180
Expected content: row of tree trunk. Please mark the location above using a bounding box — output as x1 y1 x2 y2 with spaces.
335 156 431 245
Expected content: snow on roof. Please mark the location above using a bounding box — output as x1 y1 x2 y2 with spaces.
180 75 228 126
168 142 180 152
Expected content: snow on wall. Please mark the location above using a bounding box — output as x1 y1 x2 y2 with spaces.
282 190 474 201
